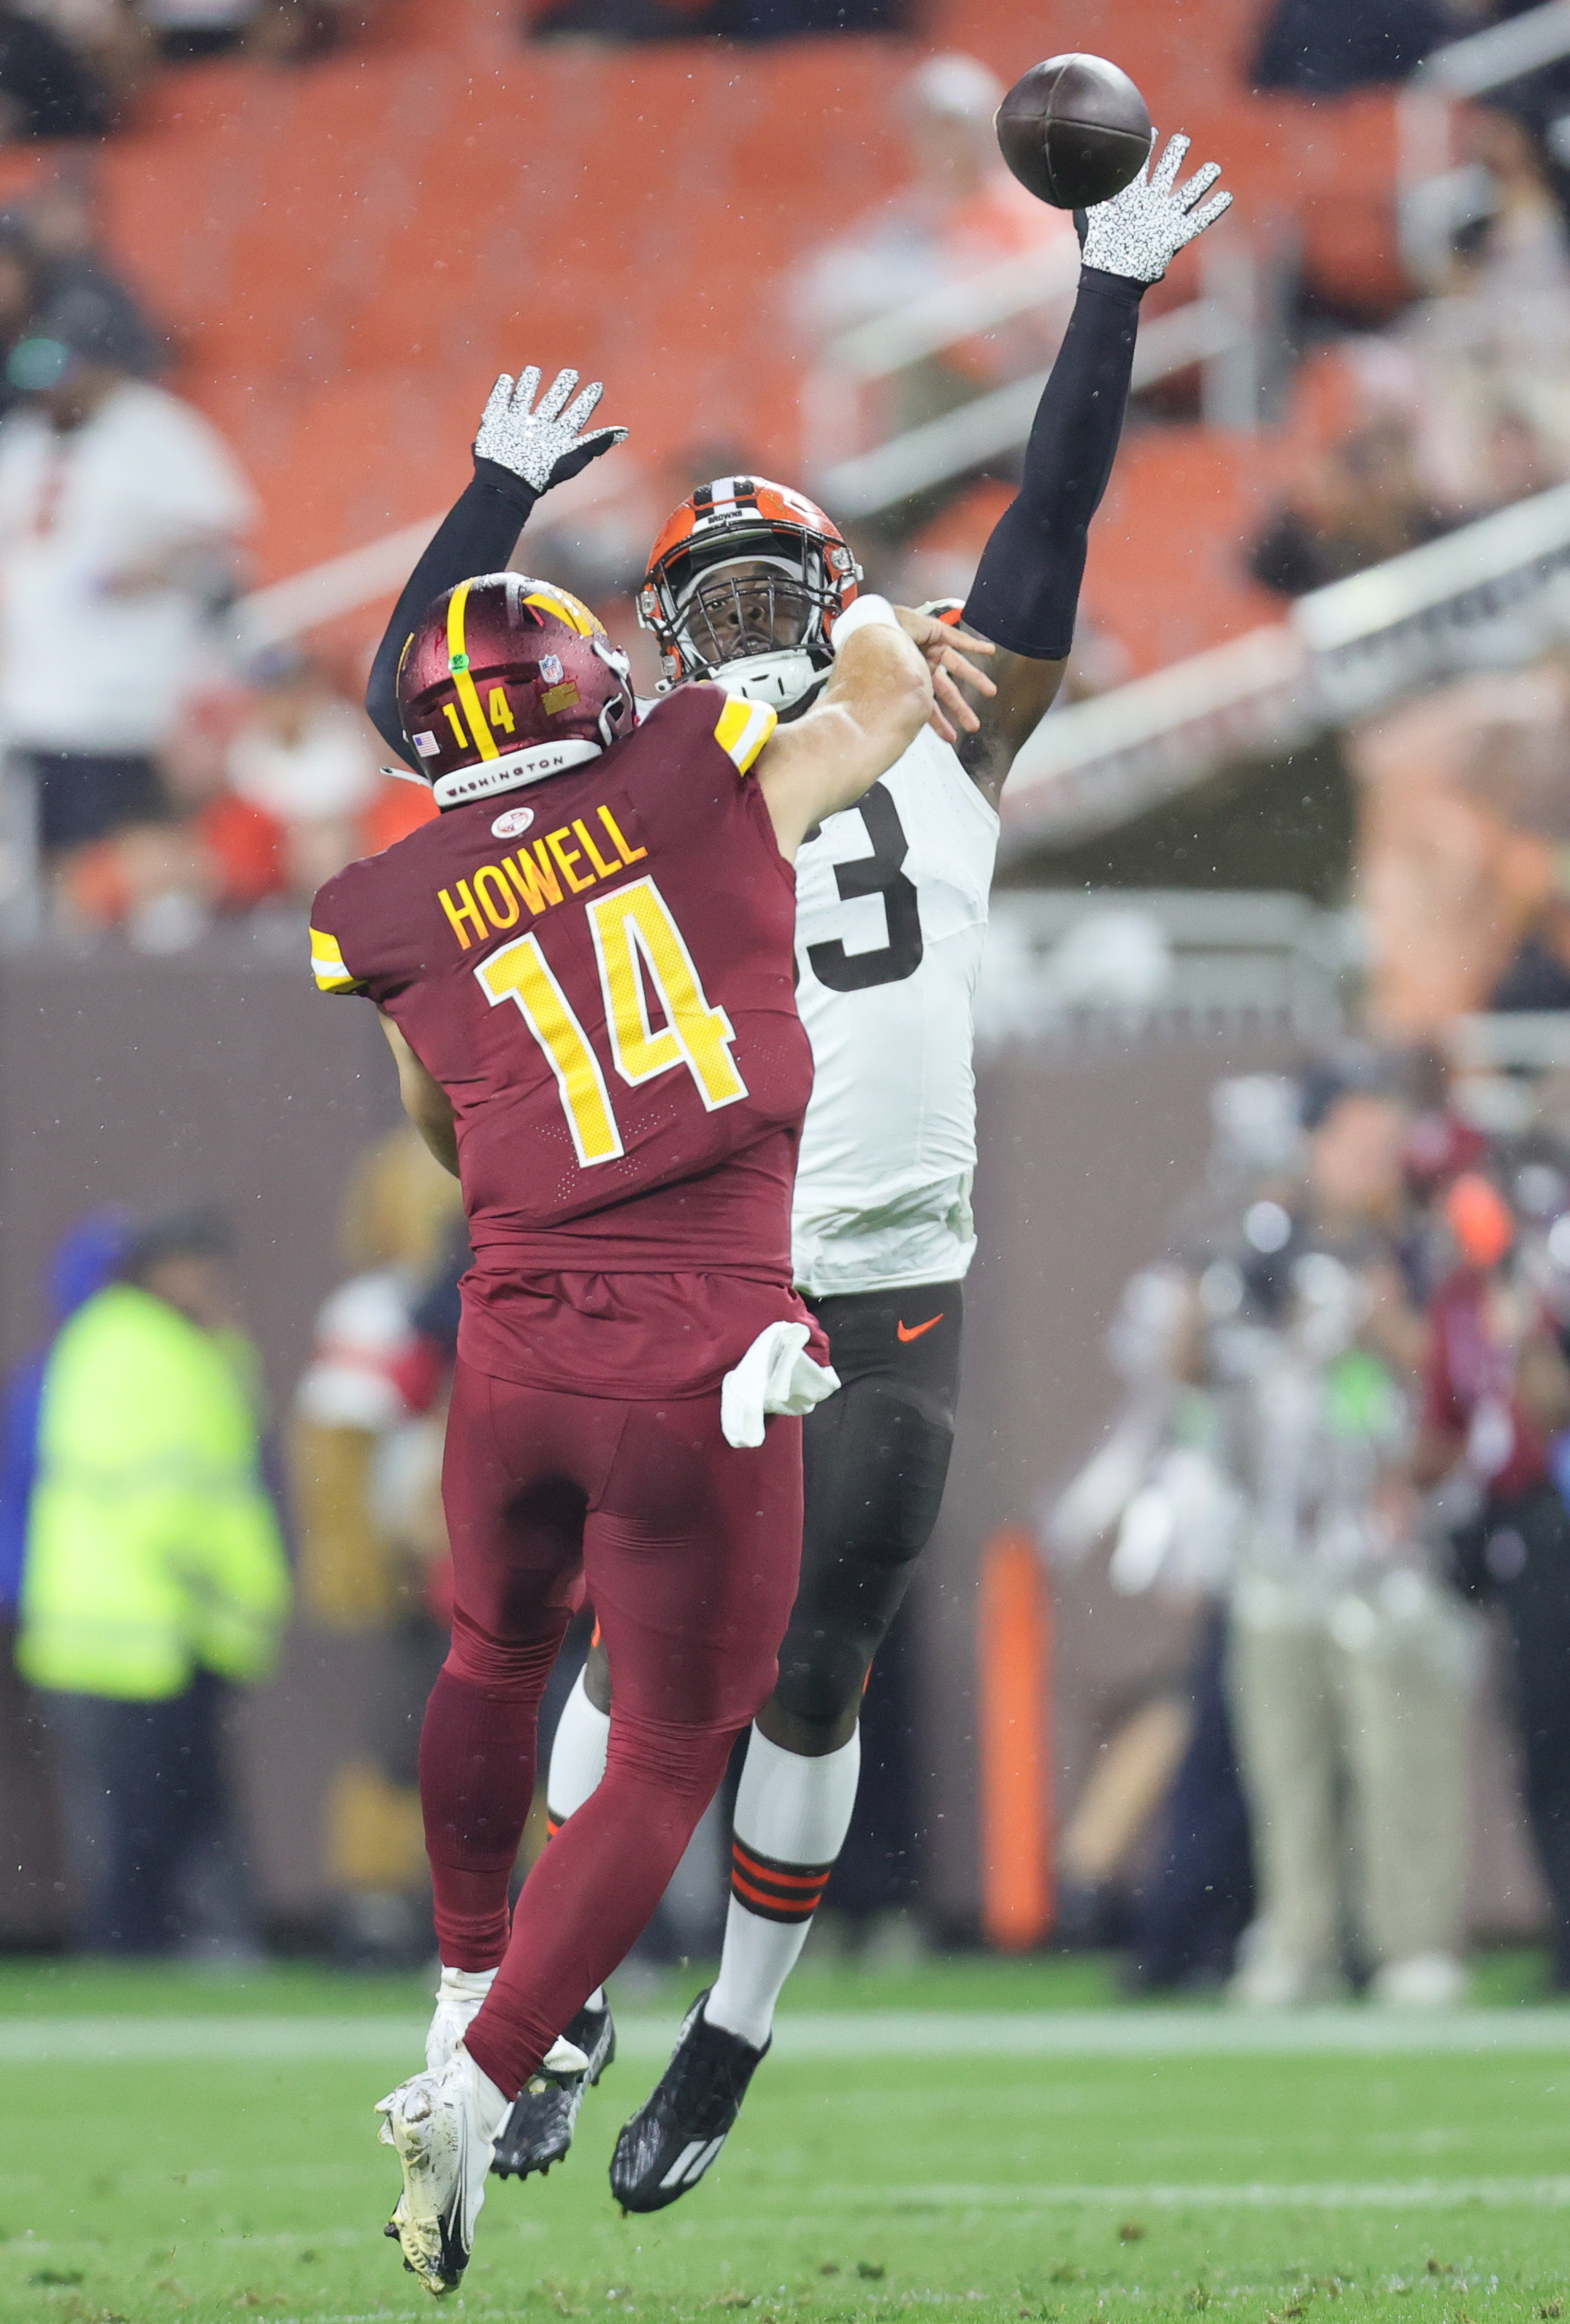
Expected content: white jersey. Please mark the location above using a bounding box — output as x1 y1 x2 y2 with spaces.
791 724 999 1297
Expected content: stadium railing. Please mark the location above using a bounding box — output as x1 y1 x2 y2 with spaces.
998 477 1570 864
974 887 1349 1048
1398 0 1570 281
805 234 1265 524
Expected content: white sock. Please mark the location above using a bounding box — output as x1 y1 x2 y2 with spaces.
548 1668 610 1825
454 2043 513 2142
545 1667 612 2012
426 1964 497 2073
704 1724 861 2051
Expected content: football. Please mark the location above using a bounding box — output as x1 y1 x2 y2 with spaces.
995 53 1154 211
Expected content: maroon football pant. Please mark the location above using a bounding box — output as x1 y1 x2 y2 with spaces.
422 1358 803 2100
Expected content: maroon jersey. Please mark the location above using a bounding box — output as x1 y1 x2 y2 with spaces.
311 685 822 1395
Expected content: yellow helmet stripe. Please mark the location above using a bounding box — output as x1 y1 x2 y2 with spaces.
522 585 600 637
446 580 499 760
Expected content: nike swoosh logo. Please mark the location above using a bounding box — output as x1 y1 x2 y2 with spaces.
897 1314 945 1342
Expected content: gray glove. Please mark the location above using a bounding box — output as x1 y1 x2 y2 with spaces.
472 364 627 494
1079 131 1232 285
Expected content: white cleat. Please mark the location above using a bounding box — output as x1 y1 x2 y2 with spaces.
1369 1952 1470 2009
376 2047 509 2297
425 1965 498 2074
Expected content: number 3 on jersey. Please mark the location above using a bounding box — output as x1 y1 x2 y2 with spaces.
475 874 748 1167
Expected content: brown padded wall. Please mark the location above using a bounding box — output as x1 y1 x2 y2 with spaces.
0 948 399 1938
0 965 1545 1942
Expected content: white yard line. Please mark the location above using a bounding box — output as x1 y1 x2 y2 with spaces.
851 2177 1570 2211
1 2006 1570 2065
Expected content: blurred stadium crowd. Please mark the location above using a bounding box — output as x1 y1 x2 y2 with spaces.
9 0 1570 1997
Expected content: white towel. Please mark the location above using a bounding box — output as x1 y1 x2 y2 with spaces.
720 1321 841 1449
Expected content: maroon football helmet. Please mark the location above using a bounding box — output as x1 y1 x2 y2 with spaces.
396 572 638 807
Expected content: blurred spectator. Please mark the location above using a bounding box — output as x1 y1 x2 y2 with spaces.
0 219 41 424
0 1208 129 1621
290 1129 462 1965
1249 418 1452 599
247 0 382 58
1347 661 1570 1038
55 652 426 947
1422 1170 1570 1987
0 3 112 139
1253 0 1458 93
1409 108 1570 488
11 156 166 377
0 285 253 881
11 1 152 123
226 646 381 894
532 0 904 44
15 1206 290 1954
138 0 255 58
1127 1608 1255 1992
1209 1062 1477 2007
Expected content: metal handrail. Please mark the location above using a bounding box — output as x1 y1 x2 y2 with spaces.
997 473 1570 865
1416 0 1570 95
816 296 1247 524
819 238 1080 384
1398 0 1570 277
238 513 443 649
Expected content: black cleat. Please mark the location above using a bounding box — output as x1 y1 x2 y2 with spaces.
608 1988 768 2213
490 1999 616 2182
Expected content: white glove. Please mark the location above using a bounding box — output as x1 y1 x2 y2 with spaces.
1079 131 1233 285
720 1321 840 1450
473 364 627 494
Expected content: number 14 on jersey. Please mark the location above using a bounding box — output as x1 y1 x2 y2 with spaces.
475 873 748 1167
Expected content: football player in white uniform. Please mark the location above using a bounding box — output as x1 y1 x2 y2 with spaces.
362 130 1231 2215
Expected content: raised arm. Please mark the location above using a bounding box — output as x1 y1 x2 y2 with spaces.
365 364 627 760
959 134 1233 804
755 599 949 859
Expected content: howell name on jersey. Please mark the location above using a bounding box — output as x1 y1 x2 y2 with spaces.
310 683 828 1398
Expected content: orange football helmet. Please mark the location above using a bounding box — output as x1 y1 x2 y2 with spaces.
639 475 862 711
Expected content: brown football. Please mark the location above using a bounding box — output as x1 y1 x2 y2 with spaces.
995 53 1153 211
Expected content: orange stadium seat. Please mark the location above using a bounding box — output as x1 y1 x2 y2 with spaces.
0 0 1405 678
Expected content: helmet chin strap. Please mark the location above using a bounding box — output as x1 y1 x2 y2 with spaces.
710 646 828 712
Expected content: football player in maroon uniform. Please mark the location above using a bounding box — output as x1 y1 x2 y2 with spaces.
356 126 1233 2223
314 559 991 2293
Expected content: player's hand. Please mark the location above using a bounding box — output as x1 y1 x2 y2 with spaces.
473 364 628 494
894 606 996 745
1076 131 1232 285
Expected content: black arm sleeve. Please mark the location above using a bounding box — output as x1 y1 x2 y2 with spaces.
364 459 540 759
962 268 1144 662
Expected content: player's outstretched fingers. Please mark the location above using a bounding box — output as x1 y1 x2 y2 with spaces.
1176 158 1222 210
1149 131 1190 196
515 364 543 412
480 373 516 431
1184 190 1233 240
537 367 581 424
560 379 607 434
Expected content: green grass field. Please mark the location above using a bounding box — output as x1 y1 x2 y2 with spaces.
3 1954 1569 2324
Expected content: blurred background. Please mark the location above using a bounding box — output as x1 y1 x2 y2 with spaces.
5 0 1570 2010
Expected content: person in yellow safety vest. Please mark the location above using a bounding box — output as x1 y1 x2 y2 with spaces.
17 1205 290 1954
